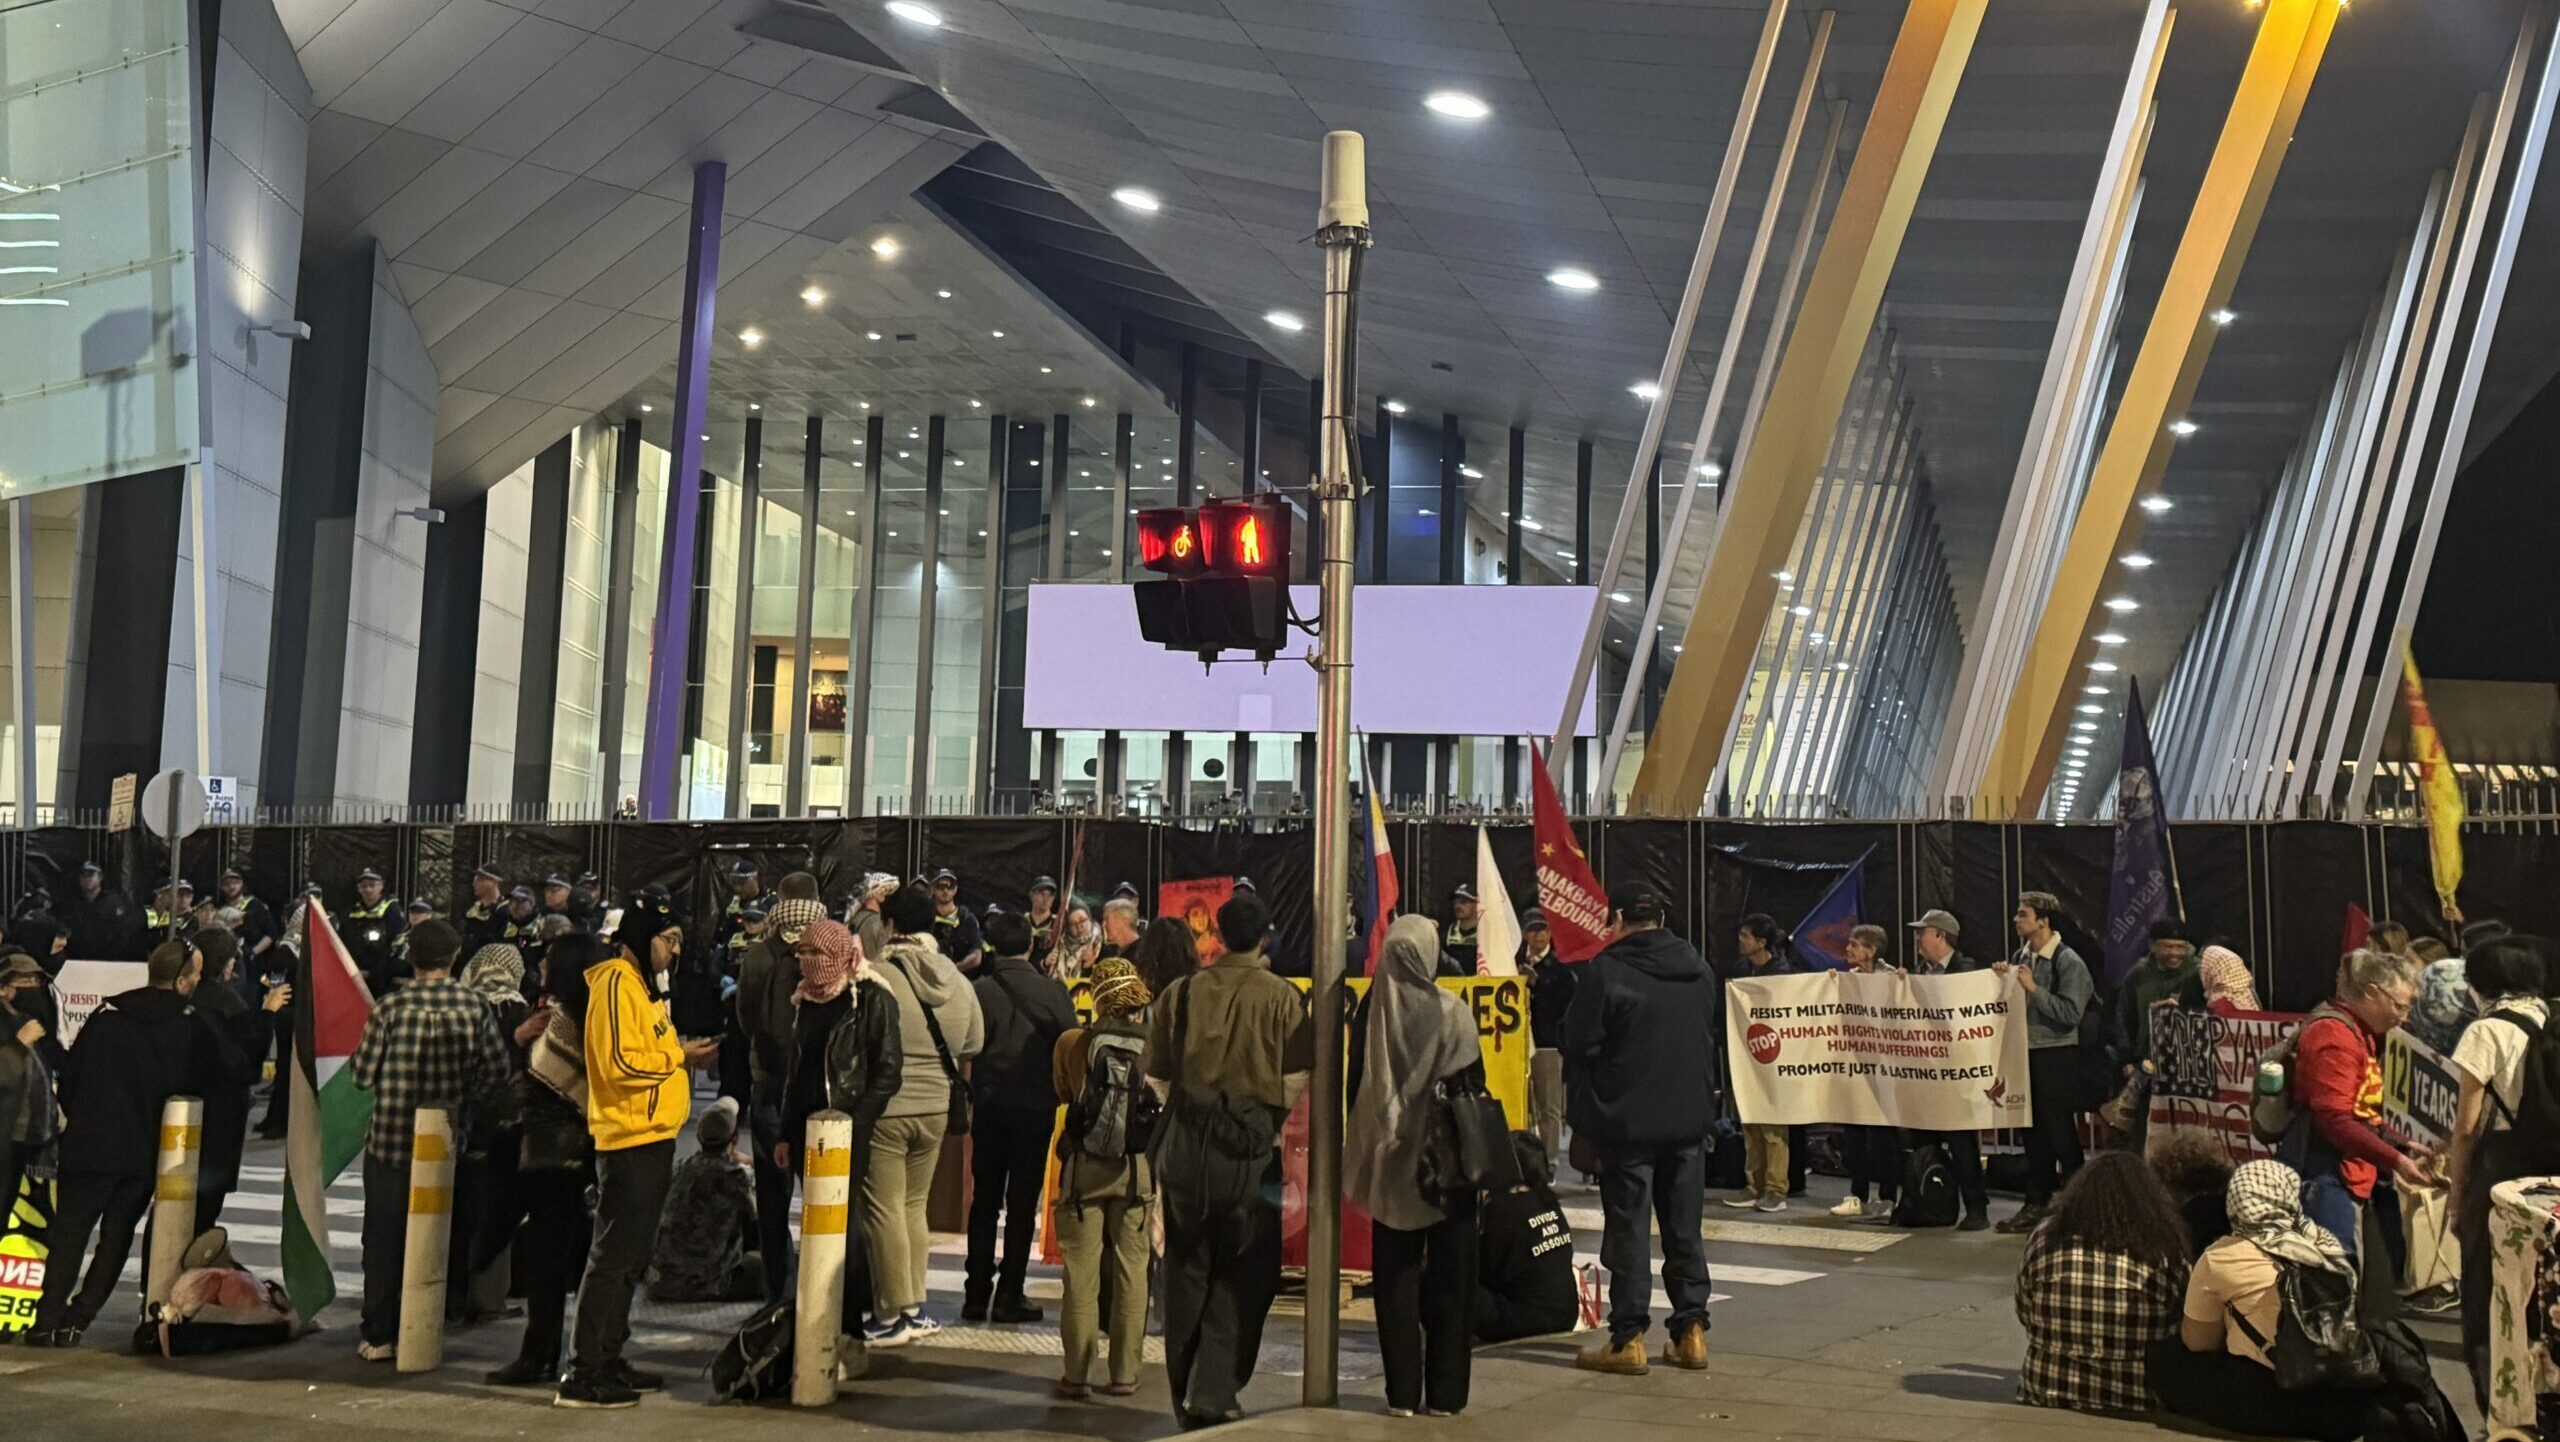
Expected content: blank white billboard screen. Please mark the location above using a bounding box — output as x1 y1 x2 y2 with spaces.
1023 583 1601 736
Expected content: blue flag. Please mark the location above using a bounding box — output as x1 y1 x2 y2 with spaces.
2103 678 2178 983
1790 848 1870 970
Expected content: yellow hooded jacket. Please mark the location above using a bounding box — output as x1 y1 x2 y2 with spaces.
583 953 688 1150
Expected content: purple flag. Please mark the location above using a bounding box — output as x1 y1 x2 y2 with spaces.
2102 678 2177 982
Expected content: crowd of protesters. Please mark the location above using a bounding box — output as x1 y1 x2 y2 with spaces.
1 852 2545 1440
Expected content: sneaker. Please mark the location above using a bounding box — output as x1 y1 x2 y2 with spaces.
605 1360 663 1393
1424 1409 1460 1418
990 1296 1044 1325
23 1326 78 1349
901 1308 942 1337
1993 1204 2046 1235
1863 1199 1896 1220
1957 1209 1990 1233
1576 1332 1649 1376
1828 1197 1866 1218
1754 1194 1786 1212
1386 1407 1416 1418
863 1314 916 1349
2404 1282 2460 1316
553 1372 640 1410
1720 1193 1761 1209
1663 1323 1710 1372
357 1340 397 1363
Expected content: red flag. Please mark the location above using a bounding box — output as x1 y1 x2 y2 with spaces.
1529 744 1610 962
2341 901 2372 956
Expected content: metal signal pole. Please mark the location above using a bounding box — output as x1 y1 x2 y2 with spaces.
1305 129 1370 1408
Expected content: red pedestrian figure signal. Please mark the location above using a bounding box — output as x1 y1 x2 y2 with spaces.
1133 500 1293 658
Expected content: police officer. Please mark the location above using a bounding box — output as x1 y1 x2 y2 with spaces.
144 879 194 938
716 861 765 955
1444 883 1481 973
217 869 281 979
540 874 576 923
725 902 767 977
343 868 406 992
458 864 513 951
573 871 605 928
64 861 146 961
1025 875 1062 956
928 868 983 971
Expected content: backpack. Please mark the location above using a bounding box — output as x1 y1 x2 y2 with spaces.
708 1299 795 1404
2250 1011 2348 1145
1068 1022 1156 1161
2226 1256 2382 1392
2484 1010 2560 1172
1890 1143 1959 1227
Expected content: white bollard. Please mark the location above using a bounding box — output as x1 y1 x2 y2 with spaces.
397 1106 454 1373
145 1095 203 1310
793 1110 854 1407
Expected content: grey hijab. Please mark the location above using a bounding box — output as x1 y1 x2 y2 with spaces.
1346 914 1482 1231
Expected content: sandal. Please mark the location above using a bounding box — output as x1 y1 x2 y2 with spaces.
1099 1382 1139 1398
1053 1380 1091 1401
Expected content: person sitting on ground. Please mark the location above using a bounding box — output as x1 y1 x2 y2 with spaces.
1473 1132 1579 1344
647 1098 762 1303
2014 1152 2190 1412
2148 1131 2236 1258
2148 1159 2373 1441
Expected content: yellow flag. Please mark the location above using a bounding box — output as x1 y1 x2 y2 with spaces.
2399 647 2463 915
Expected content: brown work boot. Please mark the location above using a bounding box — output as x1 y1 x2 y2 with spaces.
1576 1332 1649 1376
1663 1323 1709 1371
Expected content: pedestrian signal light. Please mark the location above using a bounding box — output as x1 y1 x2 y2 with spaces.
1130 499 1294 658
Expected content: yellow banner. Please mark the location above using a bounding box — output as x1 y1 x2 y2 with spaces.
2401 648 2464 914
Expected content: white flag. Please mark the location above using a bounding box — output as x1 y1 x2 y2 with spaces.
1475 825 1520 977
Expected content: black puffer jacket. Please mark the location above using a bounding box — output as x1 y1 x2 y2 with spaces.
57 986 197 1177
971 957 1075 1115
1562 927 1722 1150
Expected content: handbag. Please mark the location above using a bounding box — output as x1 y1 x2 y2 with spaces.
890 954 972 1137
1420 1077 1519 1194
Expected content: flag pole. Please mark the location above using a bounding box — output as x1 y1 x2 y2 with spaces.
1304 130 1370 1408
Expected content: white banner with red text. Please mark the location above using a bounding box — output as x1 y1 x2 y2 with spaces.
1726 968 2033 1130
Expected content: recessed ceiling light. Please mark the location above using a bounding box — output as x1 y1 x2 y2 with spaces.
1039 366 1053 374
2074 722 2098 733
1265 310 1306 333
990 329 1004 338
1790 605 1812 617
1774 571 1793 582
1418 508 1436 517
1547 267 1599 292
2140 495 2175 514
739 326 763 348
2168 419 2198 437
2078 704 2103 715
886 1 942 26
1082 397 1097 408
1695 462 1722 480
2095 632 2128 646
801 285 827 307
2103 597 2140 612
639 403 653 413
1609 592 1632 604
866 330 881 341
2089 661 2120 674
2084 684 2108 696
969 399 982 408
898 451 910 459
1630 381 1660 401
1112 186 1162 213
748 402 760 411
870 237 899 259
1519 519 1543 532
860 401 870 409
1424 90 1491 120
1384 399 1409 415
2211 308 2237 327
2120 552 2154 569
1459 464 1483 479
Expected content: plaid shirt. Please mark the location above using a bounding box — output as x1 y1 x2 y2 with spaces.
350 976 509 1168
2015 1234 2186 1412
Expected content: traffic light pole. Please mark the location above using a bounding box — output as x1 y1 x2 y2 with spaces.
1304 130 1370 1410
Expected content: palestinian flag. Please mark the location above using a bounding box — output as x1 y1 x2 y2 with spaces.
283 900 374 1319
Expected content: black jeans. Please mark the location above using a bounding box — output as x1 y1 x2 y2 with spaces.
34 1170 151 1333
1597 1140 1712 1341
965 1106 1053 1304
258 1008 293 1131
749 1097 796 1304
509 1163 595 1371
568 1140 675 1379
2021 1048 2085 1205
2147 1335 2366 1441
359 1153 413 1347
1845 1125 1904 1204
1373 1193 1478 1414
1160 1187 1283 1424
